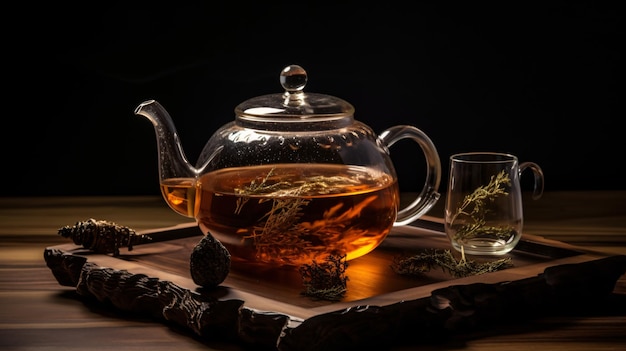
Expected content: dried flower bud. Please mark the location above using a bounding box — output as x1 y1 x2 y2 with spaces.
190 234 231 288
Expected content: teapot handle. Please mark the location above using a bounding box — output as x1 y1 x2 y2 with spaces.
379 125 442 226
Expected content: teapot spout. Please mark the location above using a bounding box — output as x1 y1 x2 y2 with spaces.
134 100 198 183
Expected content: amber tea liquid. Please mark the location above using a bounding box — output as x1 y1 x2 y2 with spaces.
160 178 198 217
164 164 399 266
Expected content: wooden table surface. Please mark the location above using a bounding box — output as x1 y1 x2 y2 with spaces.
1 191 625 350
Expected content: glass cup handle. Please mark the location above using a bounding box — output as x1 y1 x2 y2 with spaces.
519 162 545 200
379 125 442 226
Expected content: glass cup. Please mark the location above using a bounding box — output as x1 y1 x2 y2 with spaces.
444 152 544 256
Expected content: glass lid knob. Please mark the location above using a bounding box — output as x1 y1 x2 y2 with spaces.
280 65 307 93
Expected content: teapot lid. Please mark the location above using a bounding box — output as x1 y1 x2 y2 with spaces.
235 65 355 123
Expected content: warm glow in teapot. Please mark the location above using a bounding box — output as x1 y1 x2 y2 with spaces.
135 65 441 267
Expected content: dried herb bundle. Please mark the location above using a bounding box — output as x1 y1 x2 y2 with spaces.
299 255 349 301
58 218 151 256
391 248 512 278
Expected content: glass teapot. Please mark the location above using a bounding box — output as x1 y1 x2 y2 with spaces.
135 65 441 267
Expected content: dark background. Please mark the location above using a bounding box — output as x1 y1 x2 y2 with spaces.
4 2 623 197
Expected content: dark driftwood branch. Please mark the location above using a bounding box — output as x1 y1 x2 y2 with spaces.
44 248 626 351
43 248 288 349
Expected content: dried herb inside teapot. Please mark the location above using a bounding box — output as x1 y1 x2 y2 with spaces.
448 170 514 242
232 166 391 265
234 167 312 259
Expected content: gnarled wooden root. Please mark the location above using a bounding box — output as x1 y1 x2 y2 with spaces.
44 248 88 287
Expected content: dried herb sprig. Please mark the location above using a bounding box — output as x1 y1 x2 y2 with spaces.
449 170 513 242
299 255 349 301
391 248 512 278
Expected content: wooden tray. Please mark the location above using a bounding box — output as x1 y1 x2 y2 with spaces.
46 216 609 321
